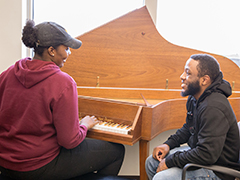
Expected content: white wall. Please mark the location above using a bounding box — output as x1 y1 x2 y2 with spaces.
145 0 158 25
0 0 23 73
0 0 175 176
119 130 176 175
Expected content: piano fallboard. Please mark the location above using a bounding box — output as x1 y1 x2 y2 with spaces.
78 95 143 145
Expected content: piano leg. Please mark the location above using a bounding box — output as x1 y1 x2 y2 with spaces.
139 139 149 180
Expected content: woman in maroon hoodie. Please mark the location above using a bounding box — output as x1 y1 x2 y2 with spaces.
0 20 125 180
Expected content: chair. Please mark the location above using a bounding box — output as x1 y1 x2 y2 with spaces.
182 122 240 180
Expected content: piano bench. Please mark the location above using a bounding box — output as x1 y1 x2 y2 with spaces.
0 173 138 180
70 173 138 180
0 174 13 180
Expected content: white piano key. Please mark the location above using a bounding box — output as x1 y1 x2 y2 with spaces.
91 121 131 135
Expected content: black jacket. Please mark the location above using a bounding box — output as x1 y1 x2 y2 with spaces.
164 72 240 180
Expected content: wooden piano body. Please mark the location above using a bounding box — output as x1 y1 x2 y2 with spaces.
62 6 240 180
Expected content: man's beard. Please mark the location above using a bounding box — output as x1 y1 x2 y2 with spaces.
181 79 201 97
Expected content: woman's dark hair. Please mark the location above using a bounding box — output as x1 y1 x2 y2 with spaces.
22 20 37 48
190 54 220 82
21 20 58 56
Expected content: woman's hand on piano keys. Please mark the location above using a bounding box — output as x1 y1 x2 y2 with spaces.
79 115 99 130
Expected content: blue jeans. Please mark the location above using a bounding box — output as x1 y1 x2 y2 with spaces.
145 146 222 180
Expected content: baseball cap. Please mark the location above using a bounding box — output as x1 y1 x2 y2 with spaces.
35 22 82 49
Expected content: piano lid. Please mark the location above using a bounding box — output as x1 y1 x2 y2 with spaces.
62 6 240 91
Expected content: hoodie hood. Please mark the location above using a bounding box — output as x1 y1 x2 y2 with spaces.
206 71 232 97
198 71 232 104
14 58 60 88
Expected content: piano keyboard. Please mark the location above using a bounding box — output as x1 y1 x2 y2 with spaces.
79 116 132 135
92 121 132 135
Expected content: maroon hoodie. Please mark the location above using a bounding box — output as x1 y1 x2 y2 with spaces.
0 58 87 171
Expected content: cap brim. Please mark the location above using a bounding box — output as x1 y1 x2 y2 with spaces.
64 38 82 49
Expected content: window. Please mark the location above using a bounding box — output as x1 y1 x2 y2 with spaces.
156 0 240 65
33 0 144 38
33 0 240 65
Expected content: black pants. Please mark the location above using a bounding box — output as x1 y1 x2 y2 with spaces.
0 139 125 180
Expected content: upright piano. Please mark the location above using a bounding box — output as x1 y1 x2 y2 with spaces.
61 6 240 180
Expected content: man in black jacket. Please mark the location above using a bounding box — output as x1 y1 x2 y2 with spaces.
145 54 240 180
